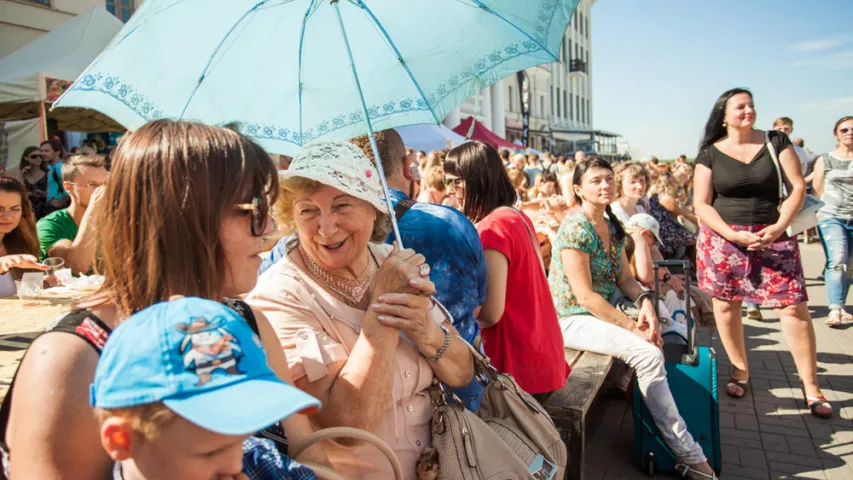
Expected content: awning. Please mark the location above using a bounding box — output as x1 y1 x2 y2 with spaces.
452 116 517 150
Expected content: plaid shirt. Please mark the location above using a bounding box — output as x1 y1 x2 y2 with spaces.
242 437 317 480
112 438 316 480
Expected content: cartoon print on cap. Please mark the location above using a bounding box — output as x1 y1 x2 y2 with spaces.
177 317 244 386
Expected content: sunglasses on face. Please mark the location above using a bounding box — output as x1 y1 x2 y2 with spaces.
839 128 852 135
443 177 464 188
28 154 42 160
233 196 271 237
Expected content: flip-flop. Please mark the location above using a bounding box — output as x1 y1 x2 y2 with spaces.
726 378 748 398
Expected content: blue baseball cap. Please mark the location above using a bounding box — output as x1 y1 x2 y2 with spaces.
91 297 320 435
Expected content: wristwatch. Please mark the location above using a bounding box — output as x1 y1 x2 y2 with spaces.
662 272 672 283
421 323 451 362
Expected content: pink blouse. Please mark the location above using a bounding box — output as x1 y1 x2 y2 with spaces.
248 243 444 479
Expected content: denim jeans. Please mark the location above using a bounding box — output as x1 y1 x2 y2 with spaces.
818 218 853 309
559 314 706 465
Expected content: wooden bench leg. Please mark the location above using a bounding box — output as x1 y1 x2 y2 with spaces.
567 411 584 480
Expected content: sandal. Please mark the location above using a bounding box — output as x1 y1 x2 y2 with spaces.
726 377 748 398
675 463 718 479
825 309 843 328
801 386 833 419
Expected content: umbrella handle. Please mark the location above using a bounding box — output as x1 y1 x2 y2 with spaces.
331 0 404 247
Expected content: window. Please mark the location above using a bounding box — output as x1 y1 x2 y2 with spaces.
587 99 591 124
508 86 514 112
563 91 568 119
579 12 583 36
539 95 545 117
586 17 590 39
568 40 572 62
106 0 134 22
555 87 560 117
576 96 580 121
575 44 579 61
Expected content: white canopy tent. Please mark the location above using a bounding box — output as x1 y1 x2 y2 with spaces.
0 7 123 132
395 123 469 153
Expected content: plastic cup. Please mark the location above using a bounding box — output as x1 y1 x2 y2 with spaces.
18 272 44 299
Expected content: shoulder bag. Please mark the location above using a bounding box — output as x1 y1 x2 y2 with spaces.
421 302 566 480
765 132 824 236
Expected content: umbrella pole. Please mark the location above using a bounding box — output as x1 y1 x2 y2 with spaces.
331 0 404 247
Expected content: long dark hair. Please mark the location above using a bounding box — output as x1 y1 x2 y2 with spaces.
444 141 517 223
18 146 47 173
698 88 753 153
572 158 626 243
0 175 41 278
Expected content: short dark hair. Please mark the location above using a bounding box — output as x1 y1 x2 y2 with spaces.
349 130 405 178
40 139 64 153
444 142 516 223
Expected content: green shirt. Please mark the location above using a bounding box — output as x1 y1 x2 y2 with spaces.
548 210 625 317
36 209 78 261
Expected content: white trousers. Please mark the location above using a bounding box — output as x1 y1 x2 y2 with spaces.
559 314 706 465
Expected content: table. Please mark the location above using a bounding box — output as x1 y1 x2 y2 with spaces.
0 294 85 400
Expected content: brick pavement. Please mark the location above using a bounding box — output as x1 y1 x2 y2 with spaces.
584 242 853 479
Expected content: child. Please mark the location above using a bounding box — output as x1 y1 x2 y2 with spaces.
90 297 321 480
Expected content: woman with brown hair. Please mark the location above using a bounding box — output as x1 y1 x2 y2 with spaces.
17 147 49 219
0 175 50 297
443 141 568 401
0 120 323 478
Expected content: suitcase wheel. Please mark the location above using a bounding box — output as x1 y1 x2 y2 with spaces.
643 452 656 477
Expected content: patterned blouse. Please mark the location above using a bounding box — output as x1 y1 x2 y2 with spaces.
548 210 625 317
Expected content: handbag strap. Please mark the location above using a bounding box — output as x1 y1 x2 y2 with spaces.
289 426 404 480
496 206 546 274
765 132 789 199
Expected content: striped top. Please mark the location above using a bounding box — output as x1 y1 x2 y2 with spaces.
818 152 853 220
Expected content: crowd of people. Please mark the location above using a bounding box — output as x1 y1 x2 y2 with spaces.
0 86 849 479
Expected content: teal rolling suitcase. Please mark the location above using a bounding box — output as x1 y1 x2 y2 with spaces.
632 260 722 476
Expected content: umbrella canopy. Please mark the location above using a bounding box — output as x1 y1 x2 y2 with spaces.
453 116 517 150
396 123 468 153
0 7 124 132
54 0 579 156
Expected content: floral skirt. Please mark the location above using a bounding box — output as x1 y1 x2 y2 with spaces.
696 224 807 308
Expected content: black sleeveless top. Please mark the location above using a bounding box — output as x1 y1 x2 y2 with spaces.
0 299 265 479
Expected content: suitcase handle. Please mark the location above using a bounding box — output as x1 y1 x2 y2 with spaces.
653 260 697 365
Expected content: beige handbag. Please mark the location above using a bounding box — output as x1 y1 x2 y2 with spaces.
290 427 404 480
423 340 567 479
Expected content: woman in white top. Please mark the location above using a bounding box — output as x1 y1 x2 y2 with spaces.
0 175 49 297
611 161 650 225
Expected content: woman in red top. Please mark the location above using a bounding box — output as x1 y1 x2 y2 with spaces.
444 141 568 401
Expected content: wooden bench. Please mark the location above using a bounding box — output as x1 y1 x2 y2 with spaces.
544 347 615 480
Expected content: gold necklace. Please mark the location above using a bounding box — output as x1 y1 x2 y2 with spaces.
298 245 377 305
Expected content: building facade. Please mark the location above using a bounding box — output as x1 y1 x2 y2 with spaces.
0 0 135 58
445 0 617 157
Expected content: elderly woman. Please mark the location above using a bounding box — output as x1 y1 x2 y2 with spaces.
248 141 474 479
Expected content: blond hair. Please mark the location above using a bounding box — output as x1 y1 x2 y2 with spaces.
61 153 106 182
421 166 445 192
276 176 390 243
95 402 179 442
614 161 650 199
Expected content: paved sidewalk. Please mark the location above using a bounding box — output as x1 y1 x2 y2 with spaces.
585 242 853 479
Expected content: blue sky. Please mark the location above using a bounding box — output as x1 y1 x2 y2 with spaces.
591 0 853 160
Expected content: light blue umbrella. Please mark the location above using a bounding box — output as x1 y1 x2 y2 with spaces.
55 0 578 241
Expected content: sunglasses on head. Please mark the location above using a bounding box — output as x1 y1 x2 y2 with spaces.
443 176 464 188
233 196 271 237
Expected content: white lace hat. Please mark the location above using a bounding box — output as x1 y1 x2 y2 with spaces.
279 140 389 214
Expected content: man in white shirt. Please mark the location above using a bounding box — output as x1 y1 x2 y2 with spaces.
773 117 810 177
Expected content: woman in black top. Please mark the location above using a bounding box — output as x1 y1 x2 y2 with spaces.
693 88 830 419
